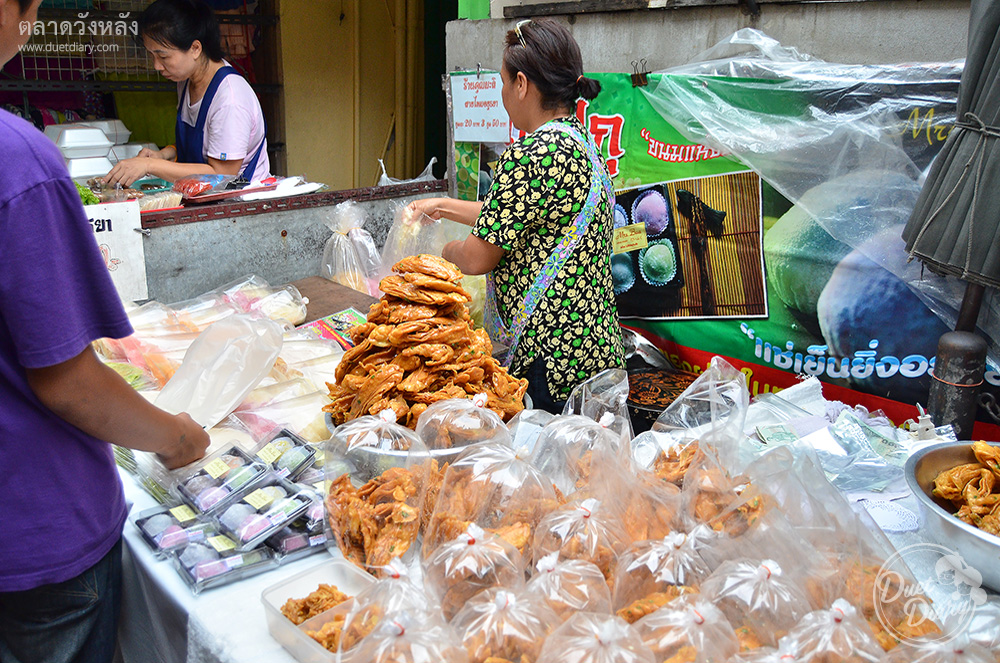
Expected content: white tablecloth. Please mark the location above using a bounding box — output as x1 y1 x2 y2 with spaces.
116 469 327 663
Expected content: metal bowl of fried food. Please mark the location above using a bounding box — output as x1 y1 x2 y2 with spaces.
324 412 471 479
904 440 1000 592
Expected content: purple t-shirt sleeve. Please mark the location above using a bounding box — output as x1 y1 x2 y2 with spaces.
0 166 132 368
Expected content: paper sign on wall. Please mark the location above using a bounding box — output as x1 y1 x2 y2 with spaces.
450 72 511 143
84 200 147 301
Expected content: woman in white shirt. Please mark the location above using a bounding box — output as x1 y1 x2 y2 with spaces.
105 0 269 186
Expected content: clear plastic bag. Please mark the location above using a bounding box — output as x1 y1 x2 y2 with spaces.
423 441 563 560
508 409 557 456
168 293 241 331
632 594 741 663
525 554 612 621
378 156 437 186
781 599 884 663
232 390 331 443
415 396 511 450
528 414 624 497
652 356 750 472
246 284 307 327
537 612 654 663
422 523 525 621
451 587 559 663
323 414 431 571
347 609 469 663
562 368 634 442
155 313 284 430
334 560 439 658
612 531 713 624
532 498 627 586
320 201 371 295
679 447 768 536
645 30 982 358
700 559 812 647
879 636 997 663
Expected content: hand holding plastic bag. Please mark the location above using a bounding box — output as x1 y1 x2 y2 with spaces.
155 314 283 430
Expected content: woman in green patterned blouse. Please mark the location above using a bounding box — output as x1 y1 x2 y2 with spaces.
407 17 624 413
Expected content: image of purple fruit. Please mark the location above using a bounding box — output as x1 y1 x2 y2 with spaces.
141 514 174 538
196 486 230 511
613 204 628 230
632 189 670 236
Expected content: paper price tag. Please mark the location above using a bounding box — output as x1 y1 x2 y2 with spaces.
309 534 327 547
244 489 275 510
613 223 649 254
170 505 197 524
224 555 244 569
256 443 282 464
203 458 230 479
208 535 237 553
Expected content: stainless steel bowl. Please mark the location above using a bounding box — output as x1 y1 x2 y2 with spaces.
904 441 1000 592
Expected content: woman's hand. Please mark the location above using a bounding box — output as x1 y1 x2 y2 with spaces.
137 147 165 160
405 197 447 224
405 197 485 228
104 157 152 188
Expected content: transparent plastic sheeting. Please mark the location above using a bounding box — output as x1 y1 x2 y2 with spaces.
641 29 1000 367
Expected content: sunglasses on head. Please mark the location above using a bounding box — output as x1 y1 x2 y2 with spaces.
514 19 530 48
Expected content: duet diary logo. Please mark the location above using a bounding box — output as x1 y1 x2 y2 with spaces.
874 543 987 647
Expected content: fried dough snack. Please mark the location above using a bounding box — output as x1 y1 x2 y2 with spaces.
280 583 350 625
931 441 1000 538
326 462 445 570
306 604 382 653
324 256 528 429
616 587 697 623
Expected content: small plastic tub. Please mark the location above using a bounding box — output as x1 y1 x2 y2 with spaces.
261 557 375 663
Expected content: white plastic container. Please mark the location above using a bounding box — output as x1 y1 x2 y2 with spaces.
66 156 113 181
83 119 132 144
43 123 73 143
261 556 375 663
55 127 112 159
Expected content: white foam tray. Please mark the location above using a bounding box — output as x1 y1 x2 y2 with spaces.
54 126 112 159
66 156 113 181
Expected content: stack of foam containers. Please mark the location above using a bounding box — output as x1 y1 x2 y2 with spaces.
45 120 150 180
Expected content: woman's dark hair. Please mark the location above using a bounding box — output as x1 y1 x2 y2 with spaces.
503 17 600 112
139 0 224 62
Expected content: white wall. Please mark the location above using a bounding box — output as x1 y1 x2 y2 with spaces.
447 1 970 72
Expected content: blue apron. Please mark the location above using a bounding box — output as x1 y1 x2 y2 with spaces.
176 65 265 179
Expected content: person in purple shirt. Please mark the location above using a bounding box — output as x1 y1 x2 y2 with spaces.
0 2 210 661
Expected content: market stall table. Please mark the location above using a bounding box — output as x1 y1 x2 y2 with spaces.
289 276 377 323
